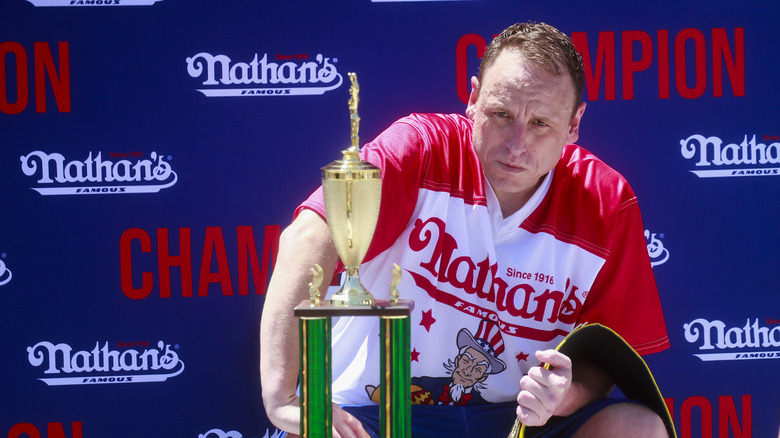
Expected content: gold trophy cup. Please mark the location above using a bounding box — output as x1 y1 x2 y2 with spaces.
322 72 381 306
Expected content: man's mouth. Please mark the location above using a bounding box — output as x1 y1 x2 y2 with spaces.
498 160 525 172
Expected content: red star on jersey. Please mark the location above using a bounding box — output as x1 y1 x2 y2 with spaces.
516 351 530 362
411 348 420 362
420 309 436 332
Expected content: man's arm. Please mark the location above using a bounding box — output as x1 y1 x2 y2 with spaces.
516 350 614 426
259 209 368 438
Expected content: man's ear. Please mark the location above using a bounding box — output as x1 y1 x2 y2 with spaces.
566 101 587 144
465 76 480 120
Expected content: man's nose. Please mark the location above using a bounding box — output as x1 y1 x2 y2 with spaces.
505 124 529 155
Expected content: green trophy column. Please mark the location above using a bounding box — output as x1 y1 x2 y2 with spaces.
299 316 332 438
380 315 411 438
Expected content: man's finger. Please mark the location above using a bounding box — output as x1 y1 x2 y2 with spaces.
535 349 572 370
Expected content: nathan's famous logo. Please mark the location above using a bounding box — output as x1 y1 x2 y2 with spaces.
20 150 177 195
199 428 282 438
0 253 11 287
408 217 585 343
26 0 164 6
27 340 184 386
680 134 780 178
644 229 669 267
186 52 343 97
684 318 780 361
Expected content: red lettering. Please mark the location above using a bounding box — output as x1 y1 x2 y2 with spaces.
497 282 534 318
473 257 495 301
0 41 29 114
5 422 83 438
668 395 752 438
681 395 713 437
447 255 476 293
718 395 751 438
120 228 153 299
712 28 745 97
658 30 670 98
8 423 40 438
237 224 279 295
455 34 487 104
558 279 583 324
46 421 82 438
675 28 707 99
572 31 617 101
34 42 70 112
410 217 458 282
0 41 70 114
410 218 588 323
568 28 744 101
621 30 654 100
157 228 193 298
531 289 564 322
198 227 233 296
665 397 675 423
120 226 280 299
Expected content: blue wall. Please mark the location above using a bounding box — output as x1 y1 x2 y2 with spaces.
1 1 778 437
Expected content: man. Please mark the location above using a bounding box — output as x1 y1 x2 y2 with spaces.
260 21 670 438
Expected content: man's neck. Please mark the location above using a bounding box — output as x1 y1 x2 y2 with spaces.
495 177 546 218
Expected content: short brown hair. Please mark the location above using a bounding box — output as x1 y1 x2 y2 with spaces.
478 22 585 115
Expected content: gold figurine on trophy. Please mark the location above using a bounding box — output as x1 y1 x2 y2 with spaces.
321 72 382 306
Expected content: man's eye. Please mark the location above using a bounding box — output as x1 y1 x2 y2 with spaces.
493 112 509 119
533 120 548 127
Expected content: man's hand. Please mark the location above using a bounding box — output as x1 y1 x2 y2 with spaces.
332 404 371 438
515 349 573 426
268 399 369 438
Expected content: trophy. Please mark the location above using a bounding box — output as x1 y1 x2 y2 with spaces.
321 72 381 306
295 73 412 438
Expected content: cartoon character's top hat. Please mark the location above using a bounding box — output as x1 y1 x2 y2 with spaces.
456 320 506 374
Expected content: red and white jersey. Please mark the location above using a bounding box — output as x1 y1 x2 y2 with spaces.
297 113 669 406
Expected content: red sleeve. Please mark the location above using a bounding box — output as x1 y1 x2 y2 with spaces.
577 198 670 355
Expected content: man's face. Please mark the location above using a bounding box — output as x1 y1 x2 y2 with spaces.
467 47 586 216
452 347 490 387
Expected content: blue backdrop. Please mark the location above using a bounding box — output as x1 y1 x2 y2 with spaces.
1 1 778 437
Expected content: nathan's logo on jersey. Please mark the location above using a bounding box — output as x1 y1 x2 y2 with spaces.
27 340 184 386
0 253 12 287
644 230 669 267
199 428 282 438
20 150 177 195
186 51 343 97
26 0 164 6
680 134 780 178
408 217 585 342
684 318 780 362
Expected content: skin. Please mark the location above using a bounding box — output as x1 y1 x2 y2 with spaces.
465 47 586 218
452 348 490 387
259 210 367 438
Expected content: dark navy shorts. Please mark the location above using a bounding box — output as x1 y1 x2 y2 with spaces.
522 398 640 437
338 398 637 438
